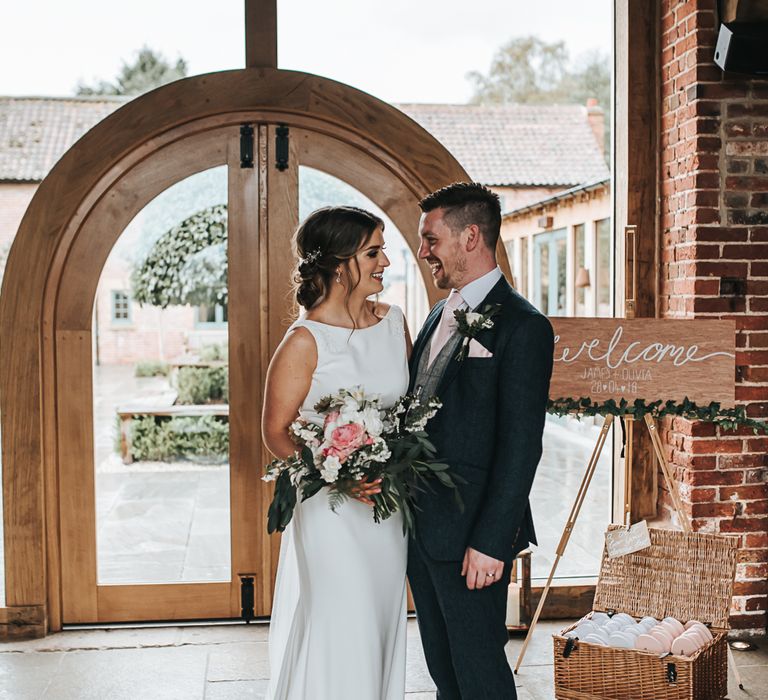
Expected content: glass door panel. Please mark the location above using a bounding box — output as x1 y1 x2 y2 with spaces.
531 415 612 579
533 229 567 316
93 166 231 585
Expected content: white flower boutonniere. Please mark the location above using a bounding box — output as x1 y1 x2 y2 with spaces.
453 304 502 361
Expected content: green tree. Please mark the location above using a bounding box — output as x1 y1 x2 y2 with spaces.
467 36 610 114
565 50 611 115
76 45 187 96
131 204 227 309
467 36 572 105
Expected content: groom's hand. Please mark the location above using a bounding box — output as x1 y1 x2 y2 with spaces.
461 547 505 590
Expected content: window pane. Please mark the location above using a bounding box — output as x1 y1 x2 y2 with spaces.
537 237 550 314
574 224 586 315
520 237 529 299
596 218 612 317
555 234 567 315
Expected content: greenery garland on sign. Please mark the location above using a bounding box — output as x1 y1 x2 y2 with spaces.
547 396 768 434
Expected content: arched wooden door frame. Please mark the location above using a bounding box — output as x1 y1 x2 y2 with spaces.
0 68 514 634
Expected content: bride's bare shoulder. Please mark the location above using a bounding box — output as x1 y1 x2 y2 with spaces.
274 325 317 363
369 300 392 318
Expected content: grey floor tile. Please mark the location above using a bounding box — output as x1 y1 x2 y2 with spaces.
0 651 63 699
206 642 270 681
728 652 768 700
512 664 556 700
205 679 268 699
177 623 269 646
41 646 208 700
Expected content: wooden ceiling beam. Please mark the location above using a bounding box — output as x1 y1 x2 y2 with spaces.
245 0 277 69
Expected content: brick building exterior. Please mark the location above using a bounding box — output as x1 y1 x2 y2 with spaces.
660 0 768 634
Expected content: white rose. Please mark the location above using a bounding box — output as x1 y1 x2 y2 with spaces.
465 312 482 325
361 406 384 437
342 394 361 413
339 408 363 426
320 454 341 483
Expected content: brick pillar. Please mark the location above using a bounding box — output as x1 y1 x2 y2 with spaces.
660 0 767 635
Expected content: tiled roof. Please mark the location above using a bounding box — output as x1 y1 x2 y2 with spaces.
503 177 610 218
0 96 128 182
0 97 609 188
397 103 610 187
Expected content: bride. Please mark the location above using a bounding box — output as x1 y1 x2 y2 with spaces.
262 206 412 700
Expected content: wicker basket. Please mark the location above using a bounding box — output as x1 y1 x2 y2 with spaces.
553 526 738 700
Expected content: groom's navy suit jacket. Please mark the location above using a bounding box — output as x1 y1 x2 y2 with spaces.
408 276 554 564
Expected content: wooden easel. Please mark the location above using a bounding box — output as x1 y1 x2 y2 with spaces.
513 411 744 690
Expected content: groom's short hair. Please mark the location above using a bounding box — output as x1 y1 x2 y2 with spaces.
419 182 501 250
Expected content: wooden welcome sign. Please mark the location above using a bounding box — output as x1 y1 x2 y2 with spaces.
549 319 736 406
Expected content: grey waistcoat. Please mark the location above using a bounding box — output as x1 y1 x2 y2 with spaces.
413 329 463 402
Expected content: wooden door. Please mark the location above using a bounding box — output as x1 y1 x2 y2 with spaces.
57 123 294 623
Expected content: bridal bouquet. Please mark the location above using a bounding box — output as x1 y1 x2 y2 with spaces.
264 387 463 535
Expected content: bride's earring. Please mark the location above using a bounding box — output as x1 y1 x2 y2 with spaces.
336 269 342 284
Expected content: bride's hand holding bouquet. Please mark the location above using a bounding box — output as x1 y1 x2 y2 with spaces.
264 387 463 535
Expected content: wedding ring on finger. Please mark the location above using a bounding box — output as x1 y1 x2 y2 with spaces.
485 572 494 579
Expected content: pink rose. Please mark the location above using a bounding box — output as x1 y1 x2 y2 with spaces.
327 422 367 462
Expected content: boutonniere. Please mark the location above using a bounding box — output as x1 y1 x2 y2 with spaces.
453 304 502 361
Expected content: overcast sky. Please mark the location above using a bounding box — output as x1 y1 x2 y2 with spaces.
1 0 612 103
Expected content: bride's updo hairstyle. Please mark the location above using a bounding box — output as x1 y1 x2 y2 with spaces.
293 206 385 310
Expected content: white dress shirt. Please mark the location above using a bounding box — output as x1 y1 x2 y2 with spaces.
455 266 503 310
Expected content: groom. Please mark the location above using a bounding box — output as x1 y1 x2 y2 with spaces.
408 182 554 700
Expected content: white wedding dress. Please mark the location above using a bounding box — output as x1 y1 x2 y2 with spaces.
266 304 410 700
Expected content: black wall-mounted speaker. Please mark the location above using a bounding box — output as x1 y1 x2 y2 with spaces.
714 22 768 75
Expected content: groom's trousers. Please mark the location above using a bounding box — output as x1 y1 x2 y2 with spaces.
407 538 516 700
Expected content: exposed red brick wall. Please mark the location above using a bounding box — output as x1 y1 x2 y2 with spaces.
660 0 767 634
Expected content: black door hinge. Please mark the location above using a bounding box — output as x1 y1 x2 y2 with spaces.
239 574 255 622
240 124 254 169
276 125 289 171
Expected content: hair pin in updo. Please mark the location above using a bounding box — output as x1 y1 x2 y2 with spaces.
301 248 322 265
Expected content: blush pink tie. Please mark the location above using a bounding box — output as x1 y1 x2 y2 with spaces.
428 290 464 367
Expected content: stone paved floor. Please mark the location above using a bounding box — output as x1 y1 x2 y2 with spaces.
0 620 766 699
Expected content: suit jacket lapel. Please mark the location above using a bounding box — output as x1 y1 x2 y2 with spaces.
436 276 512 395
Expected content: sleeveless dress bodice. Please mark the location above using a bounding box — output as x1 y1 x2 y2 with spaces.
266 304 409 700
293 304 409 426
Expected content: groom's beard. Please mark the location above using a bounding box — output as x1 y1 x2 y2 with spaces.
436 253 467 290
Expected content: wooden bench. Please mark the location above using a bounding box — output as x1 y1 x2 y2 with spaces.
116 403 229 464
